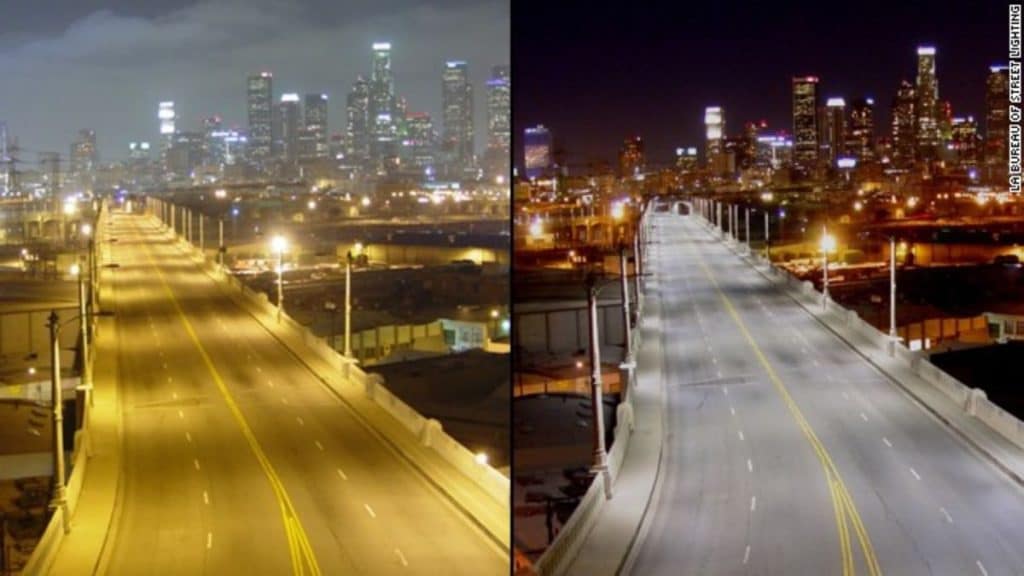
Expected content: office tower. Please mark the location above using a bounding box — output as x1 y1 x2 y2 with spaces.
346 76 371 168
247 72 274 164
128 142 151 186
158 101 176 173
755 134 794 169
824 98 846 164
792 76 819 168
738 121 762 170
71 129 98 189
166 131 204 180
675 147 699 173
891 80 916 167
442 60 474 175
915 46 940 161
369 42 397 167
847 97 875 162
129 142 150 161
403 112 436 171
300 93 329 161
949 116 980 170
485 65 511 180
275 94 301 164
619 136 644 177
523 125 552 179
202 116 223 165
985 65 1009 183
704 106 725 173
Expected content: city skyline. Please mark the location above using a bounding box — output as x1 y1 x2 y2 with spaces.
0 0 508 159
514 0 1005 169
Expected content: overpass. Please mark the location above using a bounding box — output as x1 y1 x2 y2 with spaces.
539 198 1024 575
26 203 508 575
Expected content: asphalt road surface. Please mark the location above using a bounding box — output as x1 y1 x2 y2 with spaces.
629 206 1024 576
98 210 506 575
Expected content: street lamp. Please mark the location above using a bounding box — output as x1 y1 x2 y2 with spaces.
820 227 837 308
889 236 898 356
69 263 92 407
271 235 288 322
344 251 354 358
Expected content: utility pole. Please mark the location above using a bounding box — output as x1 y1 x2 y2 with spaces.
586 275 612 499
48 311 69 534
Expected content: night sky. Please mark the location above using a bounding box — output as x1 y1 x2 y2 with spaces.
514 1 1008 170
0 0 508 160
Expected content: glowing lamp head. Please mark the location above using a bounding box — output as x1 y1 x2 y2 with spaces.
611 202 625 220
81 223 92 236
820 232 837 254
475 452 488 466
529 218 543 238
271 235 288 254
70 263 81 276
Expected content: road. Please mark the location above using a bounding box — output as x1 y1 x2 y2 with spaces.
96 209 506 575
629 205 1024 575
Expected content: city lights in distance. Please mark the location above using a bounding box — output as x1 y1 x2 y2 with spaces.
820 232 837 253
529 218 543 238
271 235 288 254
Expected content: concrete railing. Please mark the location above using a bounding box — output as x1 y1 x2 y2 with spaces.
21 202 108 575
150 204 510 539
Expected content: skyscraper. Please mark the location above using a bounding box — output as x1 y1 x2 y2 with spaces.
985 65 1009 183
891 80 917 167
300 93 329 161
523 125 552 179
792 76 819 168
485 65 511 180
442 60 474 175
403 112 436 171
704 106 725 173
346 76 371 168
276 93 301 165
847 97 875 162
247 72 274 165
70 129 98 189
915 46 940 161
369 42 397 168
949 116 980 171
619 136 644 177
824 98 846 165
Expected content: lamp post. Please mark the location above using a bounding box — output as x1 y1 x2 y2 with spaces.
619 244 632 359
586 274 612 499
271 235 287 323
764 209 770 260
324 300 338 351
47 310 69 533
820 226 836 309
344 251 353 358
889 236 898 356
745 207 751 252
71 263 92 408
218 219 225 268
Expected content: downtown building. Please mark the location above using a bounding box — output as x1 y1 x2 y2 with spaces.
985 65 1009 185
915 46 941 163
369 42 400 174
247 72 274 168
484 65 510 182
442 60 475 178
345 76 371 170
619 136 644 177
523 125 552 180
792 76 820 171
891 80 917 168
847 97 875 163
299 93 330 162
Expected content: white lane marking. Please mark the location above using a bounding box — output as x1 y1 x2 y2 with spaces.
826 375 834 382
364 504 376 518
813 360 820 367
743 545 751 565
203 490 209 505
747 459 753 473
883 437 892 448
860 412 869 422
712 357 718 364
801 348 808 354
717 370 723 379
738 430 745 441
246 354 252 360
185 431 192 444
207 532 213 550
730 407 736 416
172 392 178 400
281 397 289 405
750 496 757 511
256 367 262 373
910 467 921 481
723 386 729 396
336 467 348 480
296 417 305 426
178 409 184 419
193 459 201 471
940 507 953 524
976 560 989 576
395 548 408 567
315 440 324 451
268 380 275 388
163 362 168 369
167 376 173 384
842 392 850 401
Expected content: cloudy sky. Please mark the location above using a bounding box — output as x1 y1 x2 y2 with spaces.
0 0 508 162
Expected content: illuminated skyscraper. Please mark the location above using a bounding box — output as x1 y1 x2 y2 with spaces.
523 125 551 179
985 65 1009 183
704 106 724 172
619 136 644 177
402 112 436 171
847 97 875 162
247 72 274 164
485 65 510 180
300 93 329 160
891 80 916 167
915 46 940 161
949 116 980 170
675 147 699 173
442 60 474 175
824 98 846 165
345 76 371 168
276 93 301 164
70 129 98 189
369 42 397 167
792 76 819 167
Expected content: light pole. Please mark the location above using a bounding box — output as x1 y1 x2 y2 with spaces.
889 236 898 356
821 226 836 309
71 263 92 407
764 209 770 260
619 244 632 359
271 235 287 323
586 275 612 499
344 251 353 358
745 207 751 252
47 310 70 533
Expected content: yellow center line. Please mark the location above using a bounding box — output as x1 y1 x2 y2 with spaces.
138 217 321 576
688 230 881 576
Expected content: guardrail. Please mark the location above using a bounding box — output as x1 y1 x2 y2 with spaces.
148 199 510 542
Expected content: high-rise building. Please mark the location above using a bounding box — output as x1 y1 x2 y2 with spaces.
300 93 329 161
755 135 794 169
402 112 436 171
345 76 371 168
70 129 98 189
915 46 940 161
275 94 301 165
202 116 223 165
166 131 204 180
704 106 725 171
847 97 875 162
369 42 397 168
675 147 699 173
891 80 916 167
247 72 274 165
523 125 552 179
619 136 644 177
824 98 846 165
949 116 980 171
158 101 176 173
792 76 819 168
442 60 474 175
485 65 510 180
985 65 1009 183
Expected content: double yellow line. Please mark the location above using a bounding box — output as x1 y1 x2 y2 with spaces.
692 243 881 576
141 219 321 576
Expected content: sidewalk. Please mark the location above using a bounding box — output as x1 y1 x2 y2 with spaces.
562 233 668 576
